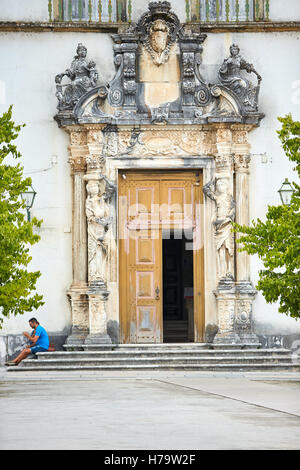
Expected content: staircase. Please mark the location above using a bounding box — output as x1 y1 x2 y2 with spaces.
7 343 300 372
163 320 189 343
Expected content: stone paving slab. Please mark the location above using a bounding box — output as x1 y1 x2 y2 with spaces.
155 377 300 417
0 368 300 450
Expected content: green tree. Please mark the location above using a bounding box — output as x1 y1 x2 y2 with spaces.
0 106 44 326
233 115 300 319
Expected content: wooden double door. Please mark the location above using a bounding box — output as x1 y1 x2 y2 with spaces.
119 171 204 343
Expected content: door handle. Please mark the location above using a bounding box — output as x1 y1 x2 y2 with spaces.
155 286 160 300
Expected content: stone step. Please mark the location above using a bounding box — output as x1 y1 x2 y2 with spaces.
36 349 292 360
19 354 294 367
163 320 188 330
64 342 262 351
8 362 300 372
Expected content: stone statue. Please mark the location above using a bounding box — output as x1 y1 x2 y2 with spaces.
55 43 98 111
219 44 261 110
203 177 235 280
85 178 112 286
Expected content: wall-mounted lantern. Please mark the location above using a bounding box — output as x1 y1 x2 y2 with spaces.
21 186 37 221
278 178 295 206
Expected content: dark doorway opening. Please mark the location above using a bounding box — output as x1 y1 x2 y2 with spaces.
162 233 194 343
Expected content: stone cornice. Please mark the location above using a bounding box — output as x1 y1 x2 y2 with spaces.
0 21 299 33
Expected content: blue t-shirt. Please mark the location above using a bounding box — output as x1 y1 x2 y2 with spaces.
34 325 49 350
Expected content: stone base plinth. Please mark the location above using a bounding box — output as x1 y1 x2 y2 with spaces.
238 333 261 347
214 279 261 347
213 331 241 344
67 285 89 346
84 333 112 345
66 328 89 346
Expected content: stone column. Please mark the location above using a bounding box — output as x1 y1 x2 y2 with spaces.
233 127 259 346
209 126 239 343
233 128 252 284
66 130 89 346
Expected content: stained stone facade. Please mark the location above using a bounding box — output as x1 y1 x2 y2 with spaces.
54 2 264 347
0 1 300 361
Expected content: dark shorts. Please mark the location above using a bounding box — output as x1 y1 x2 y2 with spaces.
30 346 48 354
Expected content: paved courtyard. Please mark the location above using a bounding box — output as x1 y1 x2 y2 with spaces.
0 369 300 450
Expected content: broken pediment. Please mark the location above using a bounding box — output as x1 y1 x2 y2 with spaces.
54 1 264 128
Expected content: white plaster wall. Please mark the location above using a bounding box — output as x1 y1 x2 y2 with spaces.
0 0 49 22
270 0 300 22
0 23 299 337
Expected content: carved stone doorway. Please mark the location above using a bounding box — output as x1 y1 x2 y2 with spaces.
56 2 263 348
118 170 204 344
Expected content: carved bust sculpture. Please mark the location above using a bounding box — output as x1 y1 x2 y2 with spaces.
55 43 98 111
203 178 235 280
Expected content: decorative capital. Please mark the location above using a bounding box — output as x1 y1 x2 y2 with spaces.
68 156 87 174
215 154 234 172
234 154 251 171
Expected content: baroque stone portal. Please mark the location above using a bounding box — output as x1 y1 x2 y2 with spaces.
54 2 263 346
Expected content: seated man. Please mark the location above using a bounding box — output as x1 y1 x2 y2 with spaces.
5 318 50 366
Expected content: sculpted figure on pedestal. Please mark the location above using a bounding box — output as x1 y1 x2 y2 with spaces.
55 43 98 111
203 177 235 281
85 179 112 286
219 44 261 111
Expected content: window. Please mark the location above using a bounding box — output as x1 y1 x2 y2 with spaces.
186 0 270 23
49 0 128 22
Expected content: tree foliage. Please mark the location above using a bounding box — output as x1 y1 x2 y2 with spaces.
0 106 44 326
233 115 300 319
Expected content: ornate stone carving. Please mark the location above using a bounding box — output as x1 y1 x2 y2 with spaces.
234 154 251 171
138 2 179 67
150 105 170 124
86 155 105 171
66 288 89 345
54 7 264 127
217 298 235 334
85 177 113 287
235 300 252 332
69 130 87 146
215 154 233 172
216 128 232 144
102 125 119 156
87 130 103 144
203 178 235 281
219 44 262 112
118 128 213 157
145 19 173 66
68 155 87 173
55 44 98 111
179 29 209 114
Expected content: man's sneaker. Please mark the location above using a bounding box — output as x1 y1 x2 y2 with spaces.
5 361 17 366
